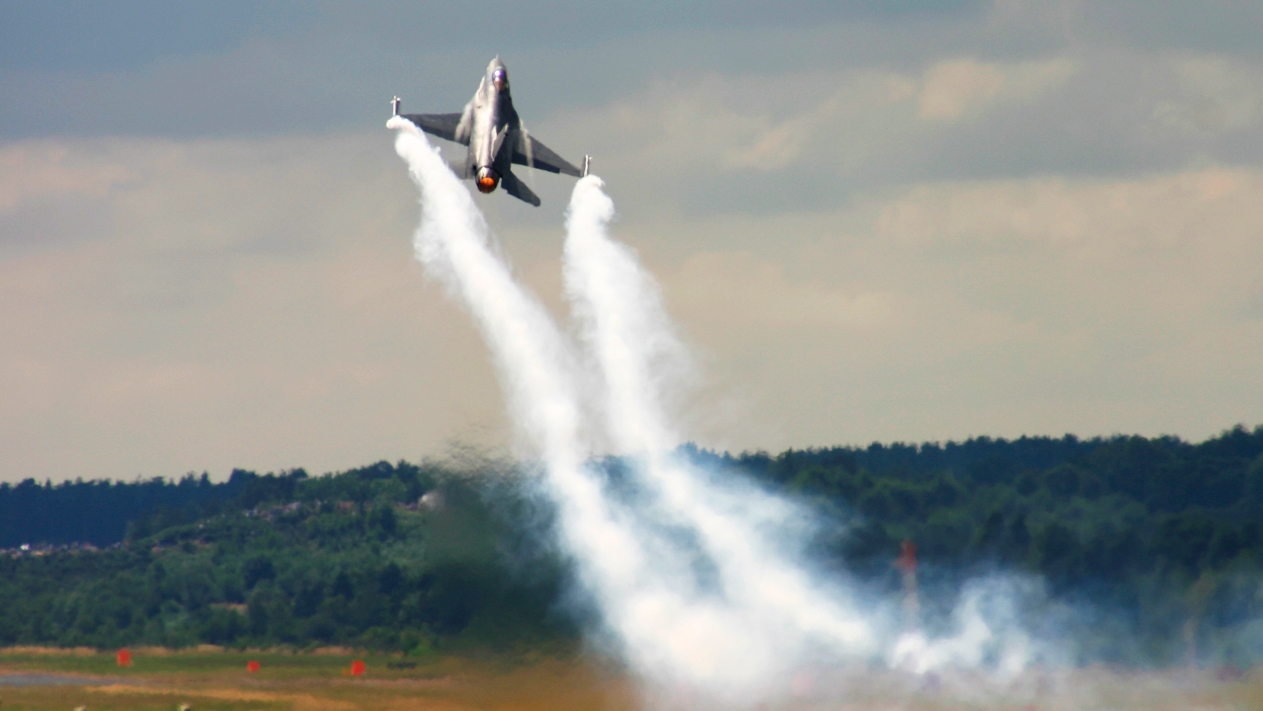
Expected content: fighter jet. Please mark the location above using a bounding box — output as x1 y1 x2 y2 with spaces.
394 57 589 206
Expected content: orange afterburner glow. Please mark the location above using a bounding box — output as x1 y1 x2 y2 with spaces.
476 168 500 193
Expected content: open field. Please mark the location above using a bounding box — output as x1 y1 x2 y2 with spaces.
3 649 1263 711
0 648 636 711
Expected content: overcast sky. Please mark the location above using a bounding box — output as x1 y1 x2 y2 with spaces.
3 1 1262 483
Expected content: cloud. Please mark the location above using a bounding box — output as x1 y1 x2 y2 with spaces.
2 3 1263 481
918 59 1007 121
1150 55 1262 136
633 166 1263 451
0 2 987 141
874 167 1259 256
917 57 1076 121
670 251 897 329
0 131 510 482
0 142 133 213
2 129 1262 483
725 72 919 171
541 43 1263 222
0 1 293 73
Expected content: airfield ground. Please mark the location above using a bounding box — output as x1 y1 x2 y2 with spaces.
0 648 1260 711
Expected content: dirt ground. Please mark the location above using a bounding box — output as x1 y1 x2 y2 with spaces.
1 649 1260 711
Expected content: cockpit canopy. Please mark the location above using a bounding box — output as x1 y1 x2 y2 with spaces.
492 66 508 91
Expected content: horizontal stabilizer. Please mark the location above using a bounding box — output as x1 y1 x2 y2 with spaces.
499 169 541 207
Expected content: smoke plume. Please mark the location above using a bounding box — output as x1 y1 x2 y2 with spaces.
389 117 1054 705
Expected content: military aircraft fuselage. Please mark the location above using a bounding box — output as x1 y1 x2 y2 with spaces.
460 59 518 194
398 58 584 207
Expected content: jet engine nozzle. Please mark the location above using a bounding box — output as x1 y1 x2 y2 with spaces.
475 167 500 193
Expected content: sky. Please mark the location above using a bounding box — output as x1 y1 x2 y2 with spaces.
2 0 1262 483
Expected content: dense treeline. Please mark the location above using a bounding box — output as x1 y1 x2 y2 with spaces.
2 425 1262 663
1 472 226 548
714 424 1263 584
711 425 1263 664
0 467 318 548
0 461 440 548
0 461 567 653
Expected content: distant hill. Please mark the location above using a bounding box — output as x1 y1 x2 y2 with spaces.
2 425 1262 664
0 461 568 653
7 426 1261 551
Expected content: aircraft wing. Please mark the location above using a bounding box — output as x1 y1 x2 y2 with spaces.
511 134 582 177
402 113 467 145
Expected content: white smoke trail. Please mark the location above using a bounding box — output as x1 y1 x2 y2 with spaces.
388 117 814 700
891 582 1031 677
561 177 875 694
388 115 657 654
389 117 1043 704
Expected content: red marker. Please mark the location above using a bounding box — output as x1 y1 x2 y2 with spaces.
350 660 366 676
247 660 261 673
896 540 917 573
117 648 132 668
897 540 920 632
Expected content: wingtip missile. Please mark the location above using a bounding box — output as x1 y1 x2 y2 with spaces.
582 155 592 177
391 96 401 117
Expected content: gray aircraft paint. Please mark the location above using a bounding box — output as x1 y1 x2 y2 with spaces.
398 57 584 206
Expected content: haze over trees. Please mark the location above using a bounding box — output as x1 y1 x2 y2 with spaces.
1 425 1262 665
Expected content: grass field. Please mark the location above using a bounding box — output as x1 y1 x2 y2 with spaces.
2 648 1261 711
0 647 636 711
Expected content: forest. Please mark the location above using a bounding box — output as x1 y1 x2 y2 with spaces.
2 425 1262 665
